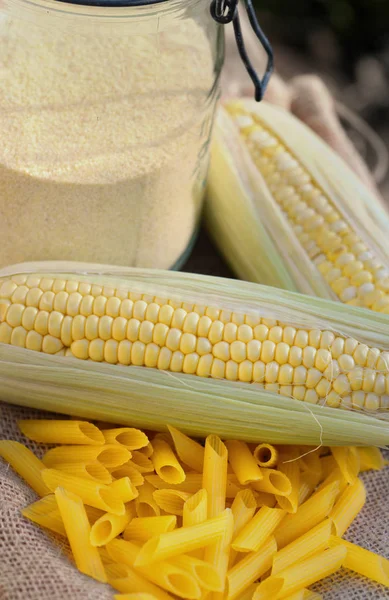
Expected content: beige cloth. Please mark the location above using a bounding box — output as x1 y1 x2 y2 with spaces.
1 402 389 599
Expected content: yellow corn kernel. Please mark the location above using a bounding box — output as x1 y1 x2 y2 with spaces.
183 312 200 334
93 296 107 317
180 333 197 355
157 347 172 370
106 297 121 318
120 299 134 319
11 326 27 347
133 301 148 321
39 291 55 312
67 292 83 317
209 320 224 344
53 291 69 313
25 330 43 352
224 322 238 343
198 315 212 337
48 311 64 338
112 317 127 342
102 339 117 364
197 354 213 377
170 350 185 372
139 322 154 345
72 315 86 341
166 329 182 352
131 341 146 366
183 352 200 374
158 305 174 326
35 311 49 336
171 308 187 329
6 304 25 327
118 340 132 366
99 316 113 341
127 319 141 343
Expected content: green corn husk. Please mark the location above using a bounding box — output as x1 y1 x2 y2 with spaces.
0 261 389 446
205 100 389 301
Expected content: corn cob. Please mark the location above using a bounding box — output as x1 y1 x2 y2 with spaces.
1 262 389 446
206 100 389 311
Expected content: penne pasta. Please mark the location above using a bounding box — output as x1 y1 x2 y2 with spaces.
109 477 139 503
251 469 292 497
272 519 333 575
22 494 66 536
225 440 263 485
145 474 241 498
296 450 321 480
329 536 389 587
134 509 231 565
252 546 347 599
204 507 234 595
171 554 223 592
90 504 135 546
138 442 154 458
107 563 174 600
42 444 131 469
274 481 340 549
0 440 51 497
315 468 348 496
319 455 337 481
357 447 385 471
111 464 144 488
23 498 102 536
235 584 258 600
202 435 228 518
232 507 286 553
42 469 125 515
135 481 161 517
276 458 300 514
153 489 192 516
146 474 202 494
330 446 360 484
167 426 204 473
329 478 366 536
253 491 277 508
85 505 105 524
105 562 133 579
231 489 257 538
55 487 107 583
229 489 257 567
183 489 208 528
102 428 148 450
106 539 201 599
253 444 278 468
18 419 104 445
227 536 277 600
50 461 112 484
283 590 323 600
297 471 317 506
128 452 155 474
124 515 177 542
98 547 115 565
151 438 185 485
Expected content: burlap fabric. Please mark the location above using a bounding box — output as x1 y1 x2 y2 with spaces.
1 402 388 600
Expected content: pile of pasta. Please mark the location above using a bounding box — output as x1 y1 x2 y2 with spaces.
0 419 389 600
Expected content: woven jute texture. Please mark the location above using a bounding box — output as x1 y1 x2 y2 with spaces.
1 402 388 600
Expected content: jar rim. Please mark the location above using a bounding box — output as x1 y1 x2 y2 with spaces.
3 0 202 21
56 0 168 5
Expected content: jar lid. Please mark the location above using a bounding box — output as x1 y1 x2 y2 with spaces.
57 0 274 101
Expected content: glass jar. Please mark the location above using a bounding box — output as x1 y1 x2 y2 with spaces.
0 0 224 269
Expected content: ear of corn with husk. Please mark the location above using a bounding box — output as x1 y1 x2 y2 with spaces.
1 261 389 446
206 100 389 312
